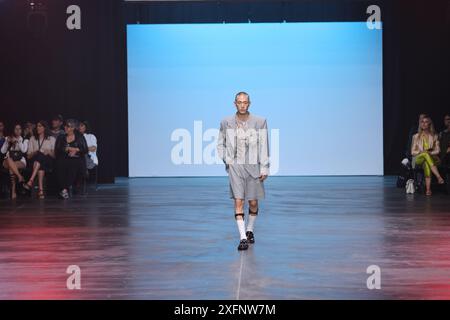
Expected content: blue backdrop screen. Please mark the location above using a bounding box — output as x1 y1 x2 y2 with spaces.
127 22 383 177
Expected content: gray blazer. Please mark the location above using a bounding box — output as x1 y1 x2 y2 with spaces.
217 113 270 178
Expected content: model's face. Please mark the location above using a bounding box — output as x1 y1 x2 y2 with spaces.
36 123 44 135
14 125 22 137
420 118 431 131
445 116 450 128
79 123 86 134
234 95 250 114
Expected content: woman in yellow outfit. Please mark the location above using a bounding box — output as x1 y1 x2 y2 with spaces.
411 116 445 195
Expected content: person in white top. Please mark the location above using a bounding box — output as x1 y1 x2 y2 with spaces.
79 121 98 168
1 124 29 199
24 120 56 199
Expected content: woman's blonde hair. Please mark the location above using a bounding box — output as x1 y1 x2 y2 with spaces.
418 116 436 136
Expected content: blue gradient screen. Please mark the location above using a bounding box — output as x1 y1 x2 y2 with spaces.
127 22 383 177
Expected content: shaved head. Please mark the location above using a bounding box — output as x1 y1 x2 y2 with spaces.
235 91 250 102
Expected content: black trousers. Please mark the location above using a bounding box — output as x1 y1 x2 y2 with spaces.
56 157 85 191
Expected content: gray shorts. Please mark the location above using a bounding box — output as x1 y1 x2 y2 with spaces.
228 164 265 200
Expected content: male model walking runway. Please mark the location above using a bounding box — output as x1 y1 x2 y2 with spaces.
217 92 270 251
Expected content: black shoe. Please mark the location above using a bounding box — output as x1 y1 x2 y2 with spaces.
246 231 255 244
237 239 249 251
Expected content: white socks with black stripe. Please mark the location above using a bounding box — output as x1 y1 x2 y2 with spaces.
236 215 247 240
246 214 257 233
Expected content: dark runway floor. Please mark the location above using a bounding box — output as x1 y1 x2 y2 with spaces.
0 176 449 300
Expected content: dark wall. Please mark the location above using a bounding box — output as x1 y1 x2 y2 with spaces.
0 0 128 183
1 0 449 178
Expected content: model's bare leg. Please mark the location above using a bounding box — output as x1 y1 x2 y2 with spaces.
248 199 258 213
234 198 245 216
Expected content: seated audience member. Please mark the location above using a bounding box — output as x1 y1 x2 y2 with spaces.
24 121 56 199
55 119 88 200
23 121 36 140
79 121 98 169
402 113 427 168
50 114 65 138
411 115 445 196
439 113 450 167
0 121 5 151
1 124 28 200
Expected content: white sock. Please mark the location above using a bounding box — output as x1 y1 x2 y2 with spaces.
246 214 257 232
236 218 247 240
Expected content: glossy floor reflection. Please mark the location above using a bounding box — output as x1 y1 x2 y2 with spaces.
0 177 449 299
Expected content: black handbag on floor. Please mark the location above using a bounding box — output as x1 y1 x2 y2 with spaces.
396 175 407 188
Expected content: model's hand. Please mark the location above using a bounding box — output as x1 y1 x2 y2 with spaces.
259 174 268 181
447 147 450 154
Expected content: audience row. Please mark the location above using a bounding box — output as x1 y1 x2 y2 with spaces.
0 115 98 200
